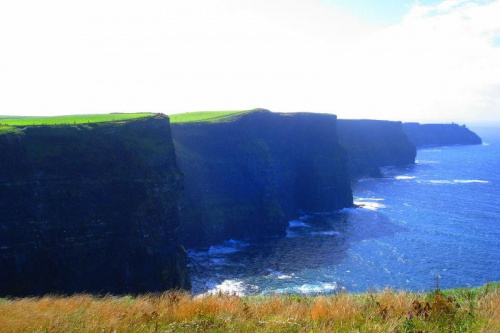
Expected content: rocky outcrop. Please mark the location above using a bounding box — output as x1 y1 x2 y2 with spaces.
337 119 417 179
403 123 482 147
171 110 353 247
0 115 189 296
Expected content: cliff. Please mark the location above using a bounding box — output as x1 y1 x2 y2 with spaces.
171 110 353 247
0 115 189 296
403 123 482 147
337 119 417 179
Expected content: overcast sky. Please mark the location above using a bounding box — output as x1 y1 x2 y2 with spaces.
1 0 499 123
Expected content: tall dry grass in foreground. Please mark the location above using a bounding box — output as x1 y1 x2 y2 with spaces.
1 283 499 332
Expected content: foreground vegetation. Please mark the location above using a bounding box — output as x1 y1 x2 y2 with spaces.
1 283 499 332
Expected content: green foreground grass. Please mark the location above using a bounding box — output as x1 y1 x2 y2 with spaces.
0 113 155 134
168 110 254 124
1 283 499 332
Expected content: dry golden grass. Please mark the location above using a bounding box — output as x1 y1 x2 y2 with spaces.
1 283 499 332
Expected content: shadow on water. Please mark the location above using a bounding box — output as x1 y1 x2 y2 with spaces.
188 205 405 295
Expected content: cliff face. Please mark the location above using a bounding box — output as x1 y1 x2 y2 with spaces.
171 110 353 247
0 115 189 296
403 123 482 147
337 120 417 179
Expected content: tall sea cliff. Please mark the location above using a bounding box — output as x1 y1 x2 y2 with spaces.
337 119 417 179
171 110 353 247
0 115 189 296
403 123 482 147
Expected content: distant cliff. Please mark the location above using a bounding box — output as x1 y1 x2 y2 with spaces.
171 110 353 247
0 115 189 296
337 120 416 179
403 123 482 147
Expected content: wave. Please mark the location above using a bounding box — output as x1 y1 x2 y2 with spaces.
288 220 311 228
395 176 416 180
203 279 246 296
420 149 442 153
416 160 441 164
208 239 249 255
298 282 338 294
339 207 357 213
312 230 341 236
211 258 227 265
355 197 385 201
354 201 387 211
453 179 489 184
428 180 453 184
426 179 489 185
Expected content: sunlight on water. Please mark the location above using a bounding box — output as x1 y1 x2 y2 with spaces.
189 129 500 295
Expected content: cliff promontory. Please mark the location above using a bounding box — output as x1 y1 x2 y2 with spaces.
403 122 482 147
0 115 189 296
337 119 417 179
171 110 353 247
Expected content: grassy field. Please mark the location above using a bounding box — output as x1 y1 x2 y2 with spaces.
0 113 155 127
168 110 254 124
1 283 499 332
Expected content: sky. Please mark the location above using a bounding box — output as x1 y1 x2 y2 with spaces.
0 0 499 123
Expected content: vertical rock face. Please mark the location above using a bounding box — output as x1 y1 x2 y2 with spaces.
0 116 189 296
337 119 417 179
171 110 353 247
403 123 482 147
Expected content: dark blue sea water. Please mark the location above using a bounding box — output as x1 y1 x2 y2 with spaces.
188 127 500 296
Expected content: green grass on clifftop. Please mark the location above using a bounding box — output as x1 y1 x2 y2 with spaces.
0 113 155 126
0 113 156 134
168 110 255 124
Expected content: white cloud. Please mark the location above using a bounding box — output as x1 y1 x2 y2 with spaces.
0 0 499 123
331 0 500 122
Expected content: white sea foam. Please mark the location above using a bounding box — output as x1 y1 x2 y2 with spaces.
421 149 442 153
429 180 453 184
453 180 489 184
483 142 490 146
427 179 489 185
354 201 387 211
278 274 293 279
355 197 385 201
339 207 356 213
288 220 311 228
395 176 416 180
204 279 245 296
298 282 338 294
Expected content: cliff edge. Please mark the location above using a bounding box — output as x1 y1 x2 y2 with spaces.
403 123 482 147
337 119 417 179
171 110 353 247
0 115 189 296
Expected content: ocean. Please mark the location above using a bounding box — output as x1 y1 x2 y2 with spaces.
188 127 500 296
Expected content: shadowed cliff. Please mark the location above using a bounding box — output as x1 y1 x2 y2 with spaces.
337 119 417 179
171 110 353 247
403 123 482 147
0 115 189 296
